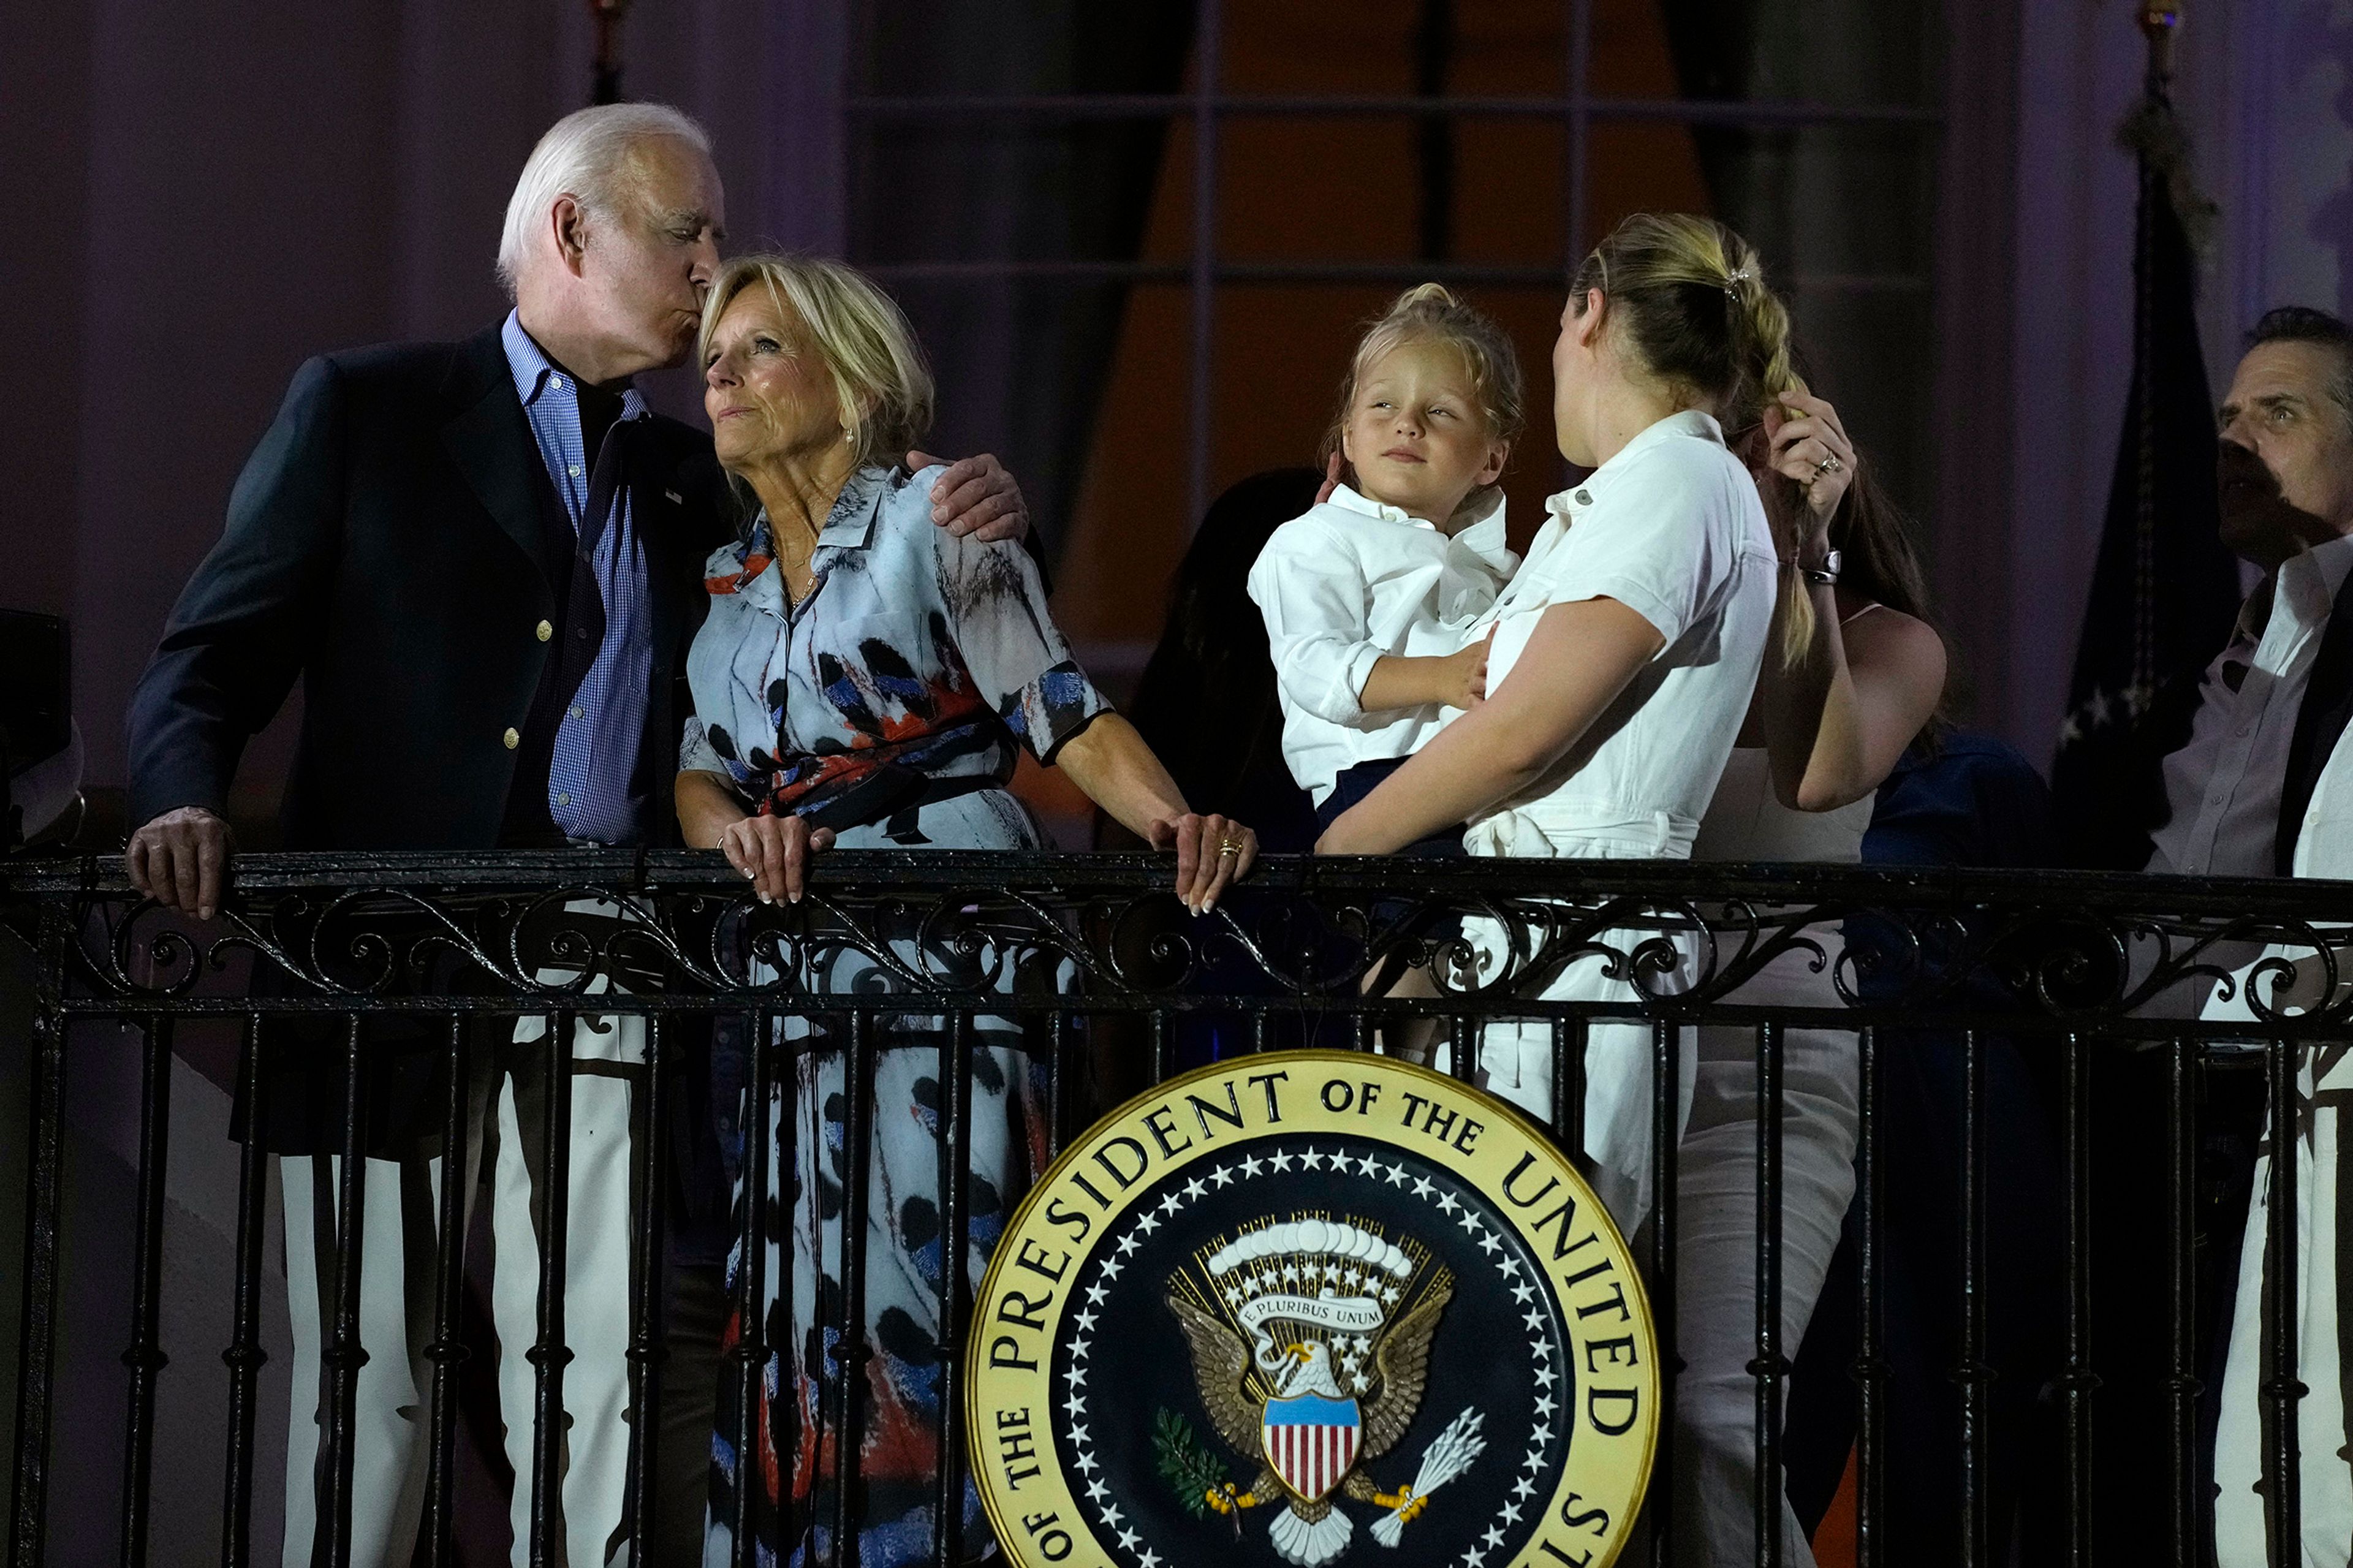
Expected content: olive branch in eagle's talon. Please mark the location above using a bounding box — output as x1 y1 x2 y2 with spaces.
1154 1407 1249 1534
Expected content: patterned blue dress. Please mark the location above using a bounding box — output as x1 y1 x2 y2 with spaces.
684 465 1110 1566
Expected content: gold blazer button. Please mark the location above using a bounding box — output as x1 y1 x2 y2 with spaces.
503 727 521 750
536 619 554 642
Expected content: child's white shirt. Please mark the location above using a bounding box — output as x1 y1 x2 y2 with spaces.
1245 482 1518 806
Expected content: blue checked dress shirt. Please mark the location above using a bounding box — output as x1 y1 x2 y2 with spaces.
501 311 654 846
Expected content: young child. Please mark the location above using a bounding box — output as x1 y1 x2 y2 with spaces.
1246 283 1525 856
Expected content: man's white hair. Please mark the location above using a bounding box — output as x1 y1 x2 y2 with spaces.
497 102 712 297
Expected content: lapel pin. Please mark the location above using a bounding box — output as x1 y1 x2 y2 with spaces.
665 490 683 505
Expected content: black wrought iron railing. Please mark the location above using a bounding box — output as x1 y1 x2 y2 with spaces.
3 850 2347 1567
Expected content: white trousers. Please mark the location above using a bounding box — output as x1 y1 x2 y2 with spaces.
1453 912 1699 1234
279 990 645 1567
1460 950 1699 1235
1455 814 1702 1233
2215 1062 2353 1567
280 1153 438 1566
1667 934 1859 1568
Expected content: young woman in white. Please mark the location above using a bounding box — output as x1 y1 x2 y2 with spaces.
1316 212 1792 1230
1248 283 1523 852
1674 387 1947 1567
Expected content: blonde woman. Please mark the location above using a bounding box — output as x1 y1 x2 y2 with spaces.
676 254 1255 1564
1316 213 1792 1230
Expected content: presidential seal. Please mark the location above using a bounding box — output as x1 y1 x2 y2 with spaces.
969 1051 1657 1568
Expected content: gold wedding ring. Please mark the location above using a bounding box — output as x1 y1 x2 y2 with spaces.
1217 839 1242 858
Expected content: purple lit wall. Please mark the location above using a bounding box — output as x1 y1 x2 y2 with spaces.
2002 0 2353 765
0 0 845 832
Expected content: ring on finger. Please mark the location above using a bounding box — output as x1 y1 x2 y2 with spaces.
1217 839 1242 858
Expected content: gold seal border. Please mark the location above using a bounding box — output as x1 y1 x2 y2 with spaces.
968 1050 1660 1568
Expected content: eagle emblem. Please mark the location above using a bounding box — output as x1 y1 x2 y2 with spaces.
1164 1216 1485 1566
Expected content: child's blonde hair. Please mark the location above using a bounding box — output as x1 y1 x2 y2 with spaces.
1318 284 1525 486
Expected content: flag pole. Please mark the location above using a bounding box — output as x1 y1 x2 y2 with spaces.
2123 4 2183 717
2049 0 2235 874
2140 4 2179 88
589 0 632 106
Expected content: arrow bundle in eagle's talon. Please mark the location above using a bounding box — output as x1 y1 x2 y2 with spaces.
1372 1407 1487 1547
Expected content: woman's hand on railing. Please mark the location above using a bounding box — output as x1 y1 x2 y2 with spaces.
1147 813 1258 917
717 812 836 905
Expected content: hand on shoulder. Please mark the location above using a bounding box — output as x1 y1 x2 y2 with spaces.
908 449 1027 544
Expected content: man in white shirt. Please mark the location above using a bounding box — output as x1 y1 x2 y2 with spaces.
2149 306 2353 1567
2148 308 2353 884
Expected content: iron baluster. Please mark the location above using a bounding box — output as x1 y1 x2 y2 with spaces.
7 895 70 1568
833 1012 876 1568
1958 1028 1990 1564
2262 1032 2303 1568
526 1009 578 1567
934 1013 976 1566
117 1017 175 1568
2061 1032 2095 1568
321 1015 370 1568
624 1013 670 1552
1648 1017 1680 1568
220 1015 271 1568
1752 1020 1783 1568
2167 1036 2198 1567
1048 1010 1078 1159
1854 1025 1882 1568
423 1014 471 1568
729 1010 771 1568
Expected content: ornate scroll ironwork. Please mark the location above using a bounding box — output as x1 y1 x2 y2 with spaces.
3 850 2352 1037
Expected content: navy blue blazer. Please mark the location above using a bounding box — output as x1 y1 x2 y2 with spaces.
126 322 732 850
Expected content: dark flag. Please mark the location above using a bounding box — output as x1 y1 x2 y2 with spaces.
2058 21 2257 1568
2047 74 2241 871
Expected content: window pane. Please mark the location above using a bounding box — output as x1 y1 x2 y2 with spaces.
1650 0 1943 108
854 123 1192 266
1221 0 1568 96
1578 119 1716 251
1781 282 1938 556
1692 121 1939 277
857 1 1195 100
1051 282 1199 651
1208 112 1569 271
1214 116 1423 263
1433 118 1572 270
1601 119 1941 516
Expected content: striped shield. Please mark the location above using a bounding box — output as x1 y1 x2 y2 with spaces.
1261 1393 1362 1502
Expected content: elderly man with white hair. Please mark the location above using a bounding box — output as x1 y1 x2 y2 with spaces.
123 104 1028 1566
